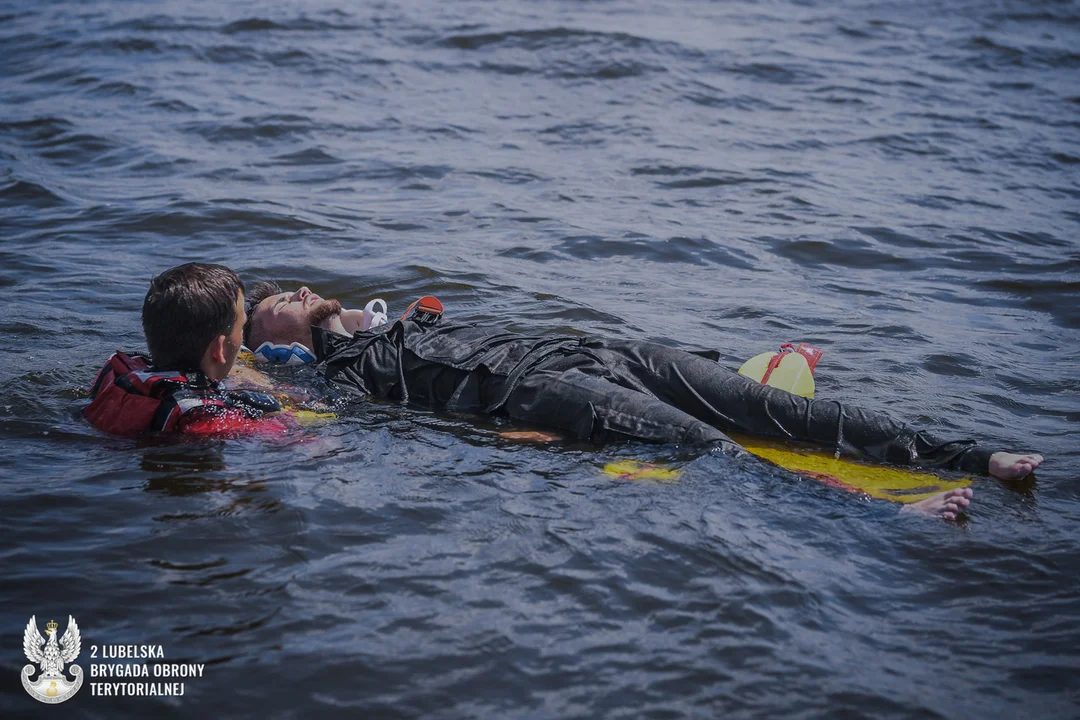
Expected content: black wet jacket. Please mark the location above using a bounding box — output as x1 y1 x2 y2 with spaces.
311 320 583 412
310 319 993 474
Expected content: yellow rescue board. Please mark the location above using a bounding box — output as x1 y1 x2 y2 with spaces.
729 432 971 504
602 460 682 483
602 438 972 503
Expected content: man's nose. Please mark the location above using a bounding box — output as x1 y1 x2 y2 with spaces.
292 287 310 302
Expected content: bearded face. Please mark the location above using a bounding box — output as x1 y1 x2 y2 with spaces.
308 296 342 328
248 286 342 350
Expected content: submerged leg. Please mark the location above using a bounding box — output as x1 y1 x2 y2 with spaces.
503 367 740 450
588 339 1006 474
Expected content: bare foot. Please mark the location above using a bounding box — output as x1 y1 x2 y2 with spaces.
989 452 1044 480
499 430 560 443
902 488 973 520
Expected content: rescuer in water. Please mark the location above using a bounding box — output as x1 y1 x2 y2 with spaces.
84 263 291 436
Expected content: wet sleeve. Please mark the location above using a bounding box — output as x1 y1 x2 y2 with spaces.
909 431 995 475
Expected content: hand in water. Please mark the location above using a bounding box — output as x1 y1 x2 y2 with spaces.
500 430 561 443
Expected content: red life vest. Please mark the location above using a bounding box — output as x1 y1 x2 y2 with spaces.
83 352 287 436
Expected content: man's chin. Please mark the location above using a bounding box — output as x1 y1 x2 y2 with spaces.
310 299 346 337
310 299 343 327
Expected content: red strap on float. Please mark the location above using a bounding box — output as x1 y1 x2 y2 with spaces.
795 343 823 374
759 347 789 385
758 342 824 385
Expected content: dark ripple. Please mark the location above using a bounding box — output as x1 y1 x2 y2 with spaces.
683 89 791 112
468 167 545 185
975 278 1080 329
853 226 940 249
550 234 757 269
260 147 343 166
433 26 672 80
766 236 919 270
200 44 261 63
0 178 69 208
106 15 215 33
974 227 1073 249
221 17 361 34
150 98 198 113
339 162 452 183
182 114 316 142
724 61 821 85
854 132 956 157
437 27 657 52
89 203 335 237
961 35 1080 71
89 80 154 98
0 116 74 143
657 175 770 190
923 353 981 378
633 164 777 191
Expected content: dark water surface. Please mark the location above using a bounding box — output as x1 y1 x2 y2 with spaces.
2 0 1079 716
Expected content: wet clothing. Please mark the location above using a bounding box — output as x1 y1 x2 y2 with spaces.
311 321 994 474
84 351 288 436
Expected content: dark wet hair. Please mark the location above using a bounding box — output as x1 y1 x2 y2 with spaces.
142 263 244 372
242 280 282 348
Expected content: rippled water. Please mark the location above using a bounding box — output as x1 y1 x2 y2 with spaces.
2 0 1079 716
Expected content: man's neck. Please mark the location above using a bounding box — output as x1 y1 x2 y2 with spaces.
319 313 350 337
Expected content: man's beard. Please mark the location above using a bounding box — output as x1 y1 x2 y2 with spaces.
308 298 343 327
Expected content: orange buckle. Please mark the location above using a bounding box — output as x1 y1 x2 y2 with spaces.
400 295 444 322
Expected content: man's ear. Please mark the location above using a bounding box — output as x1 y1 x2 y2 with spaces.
210 334 227 364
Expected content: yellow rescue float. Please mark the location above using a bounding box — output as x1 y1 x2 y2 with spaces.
737 342 823 397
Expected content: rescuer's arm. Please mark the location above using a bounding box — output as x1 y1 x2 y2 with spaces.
227 362 274 389
175 406 291 437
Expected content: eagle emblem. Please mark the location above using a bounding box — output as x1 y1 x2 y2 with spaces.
22 615 83 704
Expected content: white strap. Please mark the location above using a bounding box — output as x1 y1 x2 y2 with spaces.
362 298 388 331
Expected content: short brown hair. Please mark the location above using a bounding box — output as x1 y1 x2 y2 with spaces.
242 280 282 348
142 263 244 371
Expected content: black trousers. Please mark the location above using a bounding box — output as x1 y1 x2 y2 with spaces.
502 338 993 474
